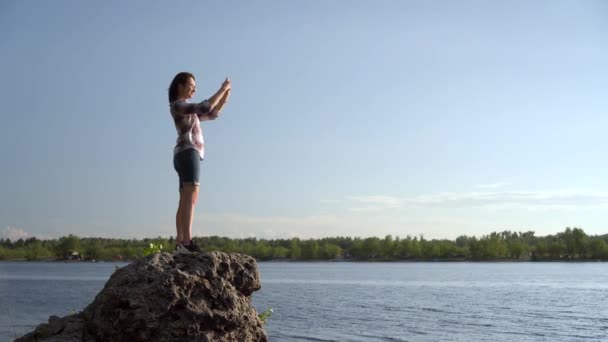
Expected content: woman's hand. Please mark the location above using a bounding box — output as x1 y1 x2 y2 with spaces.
222 89 231 103
222 78 231 91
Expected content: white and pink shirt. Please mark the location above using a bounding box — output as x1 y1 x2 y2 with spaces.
170 99 215 159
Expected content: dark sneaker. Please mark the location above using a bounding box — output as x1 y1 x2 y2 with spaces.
185 240 202 253
175 243 192 255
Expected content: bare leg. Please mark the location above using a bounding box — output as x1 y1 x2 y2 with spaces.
175 204 183 243
178 184 199 244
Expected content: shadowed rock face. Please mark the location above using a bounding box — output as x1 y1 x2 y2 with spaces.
16 252 268 342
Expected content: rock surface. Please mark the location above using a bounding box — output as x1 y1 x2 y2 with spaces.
16 252 267 342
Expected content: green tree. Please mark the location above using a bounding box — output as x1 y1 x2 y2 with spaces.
396 236 421 259
348 238 364 259
301 240 319 260
55 234 81 258
289 238 301 260
361 237 381 259
223 240 238 253
587 239 608 260
318 243 342 260
253 241 272 260
507 241 526 259
271 246 289 259
25 241 52 261
84 242 103 260
547 240 564 259
470 234 508 260
380 235 395 259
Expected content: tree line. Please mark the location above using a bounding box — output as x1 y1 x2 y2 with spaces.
0 227 607 262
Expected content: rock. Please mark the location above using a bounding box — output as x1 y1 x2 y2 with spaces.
16 252 267 342
18 314 85 342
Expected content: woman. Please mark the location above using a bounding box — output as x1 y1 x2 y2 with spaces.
168 72 231 254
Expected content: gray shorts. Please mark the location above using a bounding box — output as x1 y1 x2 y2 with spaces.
173 148 202 191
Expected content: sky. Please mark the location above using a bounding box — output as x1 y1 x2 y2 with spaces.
1 0 608 241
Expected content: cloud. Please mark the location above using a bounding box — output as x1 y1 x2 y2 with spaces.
199 213 344 239
1 226 30 241
344 195 402 211
475 182 508 189
196 212 423 239
194 211 506 240
340 189 608 211
409 190 608 210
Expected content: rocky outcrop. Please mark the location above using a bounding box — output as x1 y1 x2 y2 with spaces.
16 252 267 342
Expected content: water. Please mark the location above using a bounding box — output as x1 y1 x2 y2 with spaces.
1 262 608 341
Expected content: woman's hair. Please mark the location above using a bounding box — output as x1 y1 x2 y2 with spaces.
168 72 195 103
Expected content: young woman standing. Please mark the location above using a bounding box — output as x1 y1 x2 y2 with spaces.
168 72 231 254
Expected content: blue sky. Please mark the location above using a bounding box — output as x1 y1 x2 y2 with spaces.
1 0 608 240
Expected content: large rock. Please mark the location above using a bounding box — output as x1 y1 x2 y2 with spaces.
16 252 268 342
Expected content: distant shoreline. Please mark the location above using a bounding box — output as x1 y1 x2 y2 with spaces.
0 257 605 263
3 228 606 262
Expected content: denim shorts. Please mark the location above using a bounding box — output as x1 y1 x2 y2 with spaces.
173 148 202 191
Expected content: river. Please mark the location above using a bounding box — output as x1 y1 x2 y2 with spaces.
1 261 607 341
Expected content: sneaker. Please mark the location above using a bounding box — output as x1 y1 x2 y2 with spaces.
175 243 193 255
185 240 202 253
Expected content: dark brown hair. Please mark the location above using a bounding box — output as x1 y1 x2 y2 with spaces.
168 72 195 103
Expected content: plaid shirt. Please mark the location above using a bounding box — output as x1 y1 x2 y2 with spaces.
170 99 213 159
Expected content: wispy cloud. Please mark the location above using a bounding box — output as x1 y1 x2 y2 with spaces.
196 212 441 239
198 213 349 239
338 189 608 211
195 212 507 240
1 226 31 241
475 182 508 189
409 189 608 210
344 195 402 211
